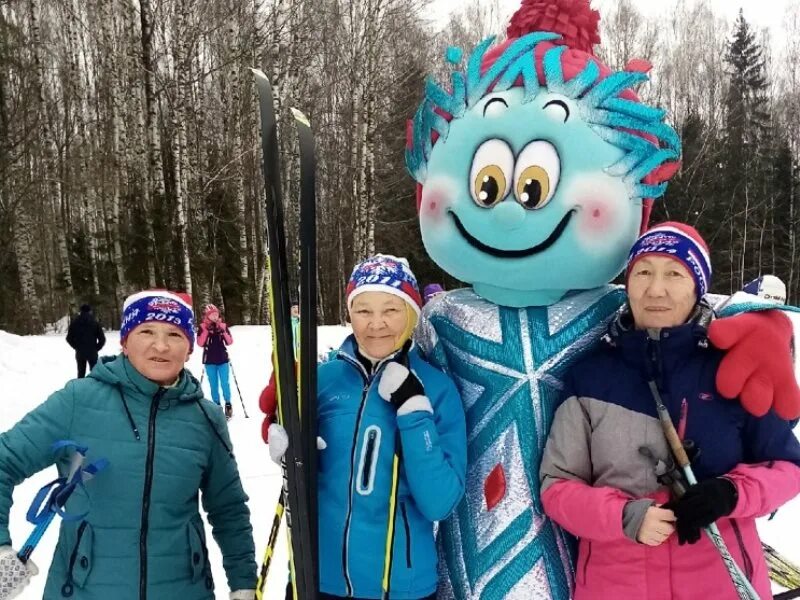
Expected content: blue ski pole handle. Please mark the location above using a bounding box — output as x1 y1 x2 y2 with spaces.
17 510 55 563
16 441 109 564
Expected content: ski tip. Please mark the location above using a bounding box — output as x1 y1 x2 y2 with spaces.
290 107 311 127
250 67 267 79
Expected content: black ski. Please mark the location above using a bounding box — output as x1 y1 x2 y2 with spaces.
252 68 317 600
291 106 319 574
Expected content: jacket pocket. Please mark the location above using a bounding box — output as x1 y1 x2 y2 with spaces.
188 518 212 589
356 426 382 496
400 502 412 568
61 520 93 596
730 520 754 581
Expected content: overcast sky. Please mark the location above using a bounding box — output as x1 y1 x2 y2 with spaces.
427 0 795 40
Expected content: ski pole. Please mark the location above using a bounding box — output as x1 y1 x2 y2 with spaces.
381 344 413 600
199 336 209 389
647 381 759 600
775 588 800 600
18 441 109 563
381 444 401 600
228 361 249 418
255 491 286 599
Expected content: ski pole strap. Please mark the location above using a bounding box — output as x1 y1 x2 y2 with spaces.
17 441 109 562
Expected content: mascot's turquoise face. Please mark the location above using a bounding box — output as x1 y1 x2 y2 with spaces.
407 35 681 307
420 87 640 306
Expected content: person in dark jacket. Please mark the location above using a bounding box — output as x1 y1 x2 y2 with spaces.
540 223 800 600
265 254 467 600
66 304 106 378
0 290 257 600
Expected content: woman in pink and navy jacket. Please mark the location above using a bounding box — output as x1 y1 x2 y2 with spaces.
197 304 234 418
540 223 800 600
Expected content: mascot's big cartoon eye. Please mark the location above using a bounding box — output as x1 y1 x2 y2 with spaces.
470 139 514 208
513 141 561 210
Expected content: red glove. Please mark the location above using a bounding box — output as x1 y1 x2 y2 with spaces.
259 373 278 444
708 310 800 420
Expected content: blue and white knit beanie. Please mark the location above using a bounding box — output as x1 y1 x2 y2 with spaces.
121 290 195 352
627 222 711 301
346 254 423 315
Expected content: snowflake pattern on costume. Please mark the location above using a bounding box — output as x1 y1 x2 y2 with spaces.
417 287 626 600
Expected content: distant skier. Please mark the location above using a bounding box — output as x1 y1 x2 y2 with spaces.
422 283 444 305
197 304 235 419
66 303 106 378
743 274 787 305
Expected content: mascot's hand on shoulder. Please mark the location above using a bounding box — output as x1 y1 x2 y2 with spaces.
709 310 800 420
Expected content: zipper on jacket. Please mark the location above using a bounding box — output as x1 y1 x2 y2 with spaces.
60 520 88 597
582 541 592 584
400 502 412 568
730 520 754 580
361 429 378 489
342 379 370 597
139 388 166 600
338 350 403 595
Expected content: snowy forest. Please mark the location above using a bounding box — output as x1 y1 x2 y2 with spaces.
1 0 799 333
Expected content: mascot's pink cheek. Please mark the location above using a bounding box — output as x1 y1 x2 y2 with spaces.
577 198 619 238
421 189 451 224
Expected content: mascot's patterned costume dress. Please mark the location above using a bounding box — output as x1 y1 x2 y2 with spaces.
405 1 800 598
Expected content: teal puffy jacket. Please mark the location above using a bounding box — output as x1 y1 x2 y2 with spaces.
0 355 256 600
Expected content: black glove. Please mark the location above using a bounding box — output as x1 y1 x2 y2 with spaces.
664 477 738 545
378 362 425 410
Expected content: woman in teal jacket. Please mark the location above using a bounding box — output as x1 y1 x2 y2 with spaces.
0 290 256 600
267 255 467 599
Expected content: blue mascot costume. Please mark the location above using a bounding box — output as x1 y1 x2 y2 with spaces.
405 0 800 598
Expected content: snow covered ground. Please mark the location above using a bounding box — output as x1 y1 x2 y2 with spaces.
1 324 799 598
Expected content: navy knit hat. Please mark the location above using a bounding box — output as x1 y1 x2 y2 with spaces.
627 222 711 300
121 290 195 352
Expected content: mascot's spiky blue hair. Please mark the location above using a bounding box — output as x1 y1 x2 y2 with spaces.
407 32 681 203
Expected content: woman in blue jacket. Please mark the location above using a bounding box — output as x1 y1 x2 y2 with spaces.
268 254 467 600
0 290 256 600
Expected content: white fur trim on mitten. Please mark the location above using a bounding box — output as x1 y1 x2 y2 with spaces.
229 590 256 600
378 362 410 400
0 546 38 600
267 423 289 464
397 395 433 416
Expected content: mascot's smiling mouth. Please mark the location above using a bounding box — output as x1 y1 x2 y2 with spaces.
450 209 576 258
